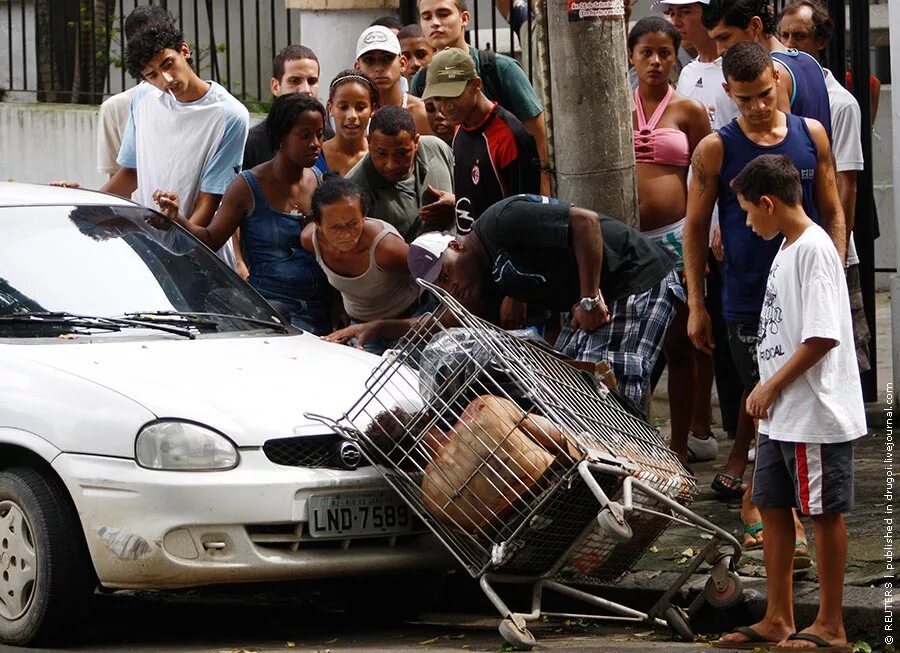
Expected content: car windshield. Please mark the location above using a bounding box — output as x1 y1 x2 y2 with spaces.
0 204 286 338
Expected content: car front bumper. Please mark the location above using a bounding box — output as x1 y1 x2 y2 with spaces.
54 451 451 590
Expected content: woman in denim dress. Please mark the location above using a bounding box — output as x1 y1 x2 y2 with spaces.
156 94 331 334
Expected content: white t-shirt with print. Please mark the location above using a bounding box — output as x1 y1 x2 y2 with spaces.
824 69 864 266
118 81 249 267
676 58 740 131
757 223 866 443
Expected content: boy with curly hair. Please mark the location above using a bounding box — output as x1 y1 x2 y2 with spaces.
104 19 249 266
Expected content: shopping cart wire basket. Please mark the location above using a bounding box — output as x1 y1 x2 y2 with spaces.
308 281 743 650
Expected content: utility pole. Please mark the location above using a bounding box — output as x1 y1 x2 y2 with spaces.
544 0 637 226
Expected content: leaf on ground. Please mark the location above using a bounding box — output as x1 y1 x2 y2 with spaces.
851 642 873 653
680 547 695 557
419 637 440 645
286 643 296 649
647 570 662 579
676 556 688 564
701 533 714 539
649 545 659 553
633 631 653 638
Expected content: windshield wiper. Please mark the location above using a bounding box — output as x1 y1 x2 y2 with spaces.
124 311 288 334
0 311 195 339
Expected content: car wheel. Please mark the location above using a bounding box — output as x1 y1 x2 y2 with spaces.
0 467 93 646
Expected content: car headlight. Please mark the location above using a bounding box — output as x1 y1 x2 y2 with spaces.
136 421 239 471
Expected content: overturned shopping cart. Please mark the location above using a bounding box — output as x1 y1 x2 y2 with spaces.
309 282 743 650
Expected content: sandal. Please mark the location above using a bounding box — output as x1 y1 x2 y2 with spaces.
793 540 813 570
772 632 851 651
711 625 778 649
711 471 746 499
743 521 763 550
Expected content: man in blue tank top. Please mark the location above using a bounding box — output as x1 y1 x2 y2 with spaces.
701 0 831 141
682 43 844 600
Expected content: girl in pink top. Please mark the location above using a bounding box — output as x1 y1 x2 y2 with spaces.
629 16 712 466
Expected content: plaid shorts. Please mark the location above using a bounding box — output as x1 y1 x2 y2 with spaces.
555 270 682 407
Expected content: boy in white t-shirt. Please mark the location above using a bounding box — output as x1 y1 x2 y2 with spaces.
107 19 249 267
713 154 864 651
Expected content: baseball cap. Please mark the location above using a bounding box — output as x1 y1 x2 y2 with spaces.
651 0 709 12
422 48 478 100
408 232 455 284
356 26 402 59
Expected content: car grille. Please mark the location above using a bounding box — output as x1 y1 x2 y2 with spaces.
262 434 370 469
246 523 423 552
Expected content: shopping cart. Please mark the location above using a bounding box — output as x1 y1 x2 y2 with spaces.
308 281 743 650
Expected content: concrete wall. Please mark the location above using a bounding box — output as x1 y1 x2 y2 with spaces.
0 102 264 189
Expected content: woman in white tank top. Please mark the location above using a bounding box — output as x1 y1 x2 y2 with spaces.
301 175 420 349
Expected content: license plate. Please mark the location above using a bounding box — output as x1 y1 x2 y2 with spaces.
308 490 413 538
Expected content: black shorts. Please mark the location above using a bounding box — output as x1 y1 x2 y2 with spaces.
726 320 760 391
751 433 855 515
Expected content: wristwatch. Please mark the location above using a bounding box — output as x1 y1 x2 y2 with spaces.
579 293 605 312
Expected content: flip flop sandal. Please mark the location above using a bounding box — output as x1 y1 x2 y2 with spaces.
743 521 763 550
711 471 746 500
711 625 778 649
793 540 813 570
771 632 852 651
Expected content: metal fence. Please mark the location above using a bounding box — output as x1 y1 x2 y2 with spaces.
0 0 531 107
0 0 310 107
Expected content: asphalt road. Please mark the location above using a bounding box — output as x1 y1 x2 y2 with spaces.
0 583 715 653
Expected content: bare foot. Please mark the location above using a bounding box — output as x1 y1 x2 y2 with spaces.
717 619 793 645
774 623 849 649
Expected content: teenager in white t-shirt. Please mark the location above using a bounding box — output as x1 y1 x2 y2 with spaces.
653 0 739 130
714 154 863 651
105 20 249 268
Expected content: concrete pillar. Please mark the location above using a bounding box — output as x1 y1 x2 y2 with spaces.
545 1 637 226
889 0 900 396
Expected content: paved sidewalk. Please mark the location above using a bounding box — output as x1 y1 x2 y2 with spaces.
633 290 895 644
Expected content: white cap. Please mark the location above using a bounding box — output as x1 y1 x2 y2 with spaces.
408 232 455 284
356 26 402 59
651 0 709 12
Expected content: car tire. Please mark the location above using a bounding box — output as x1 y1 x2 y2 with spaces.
0 467 94 647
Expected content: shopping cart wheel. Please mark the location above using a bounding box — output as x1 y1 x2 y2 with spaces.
499 617 536 650
664 605 694 641
596 506 632 542
703 570 744 609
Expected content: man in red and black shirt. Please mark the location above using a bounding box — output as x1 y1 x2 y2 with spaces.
423 47 540 234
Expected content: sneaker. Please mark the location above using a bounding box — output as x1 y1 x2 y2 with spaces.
687 432 718 462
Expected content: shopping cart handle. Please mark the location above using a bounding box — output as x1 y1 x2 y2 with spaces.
302 412 359 441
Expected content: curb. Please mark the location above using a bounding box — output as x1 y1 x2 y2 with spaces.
601 571 888 640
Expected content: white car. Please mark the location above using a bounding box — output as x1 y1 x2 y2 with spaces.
0 183 448 647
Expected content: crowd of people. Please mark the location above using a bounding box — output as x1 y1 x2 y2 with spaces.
65 1 871 649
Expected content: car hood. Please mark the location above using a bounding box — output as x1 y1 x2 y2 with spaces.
6 333 422 446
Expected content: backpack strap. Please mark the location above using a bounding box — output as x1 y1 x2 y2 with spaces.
477 48 503 104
